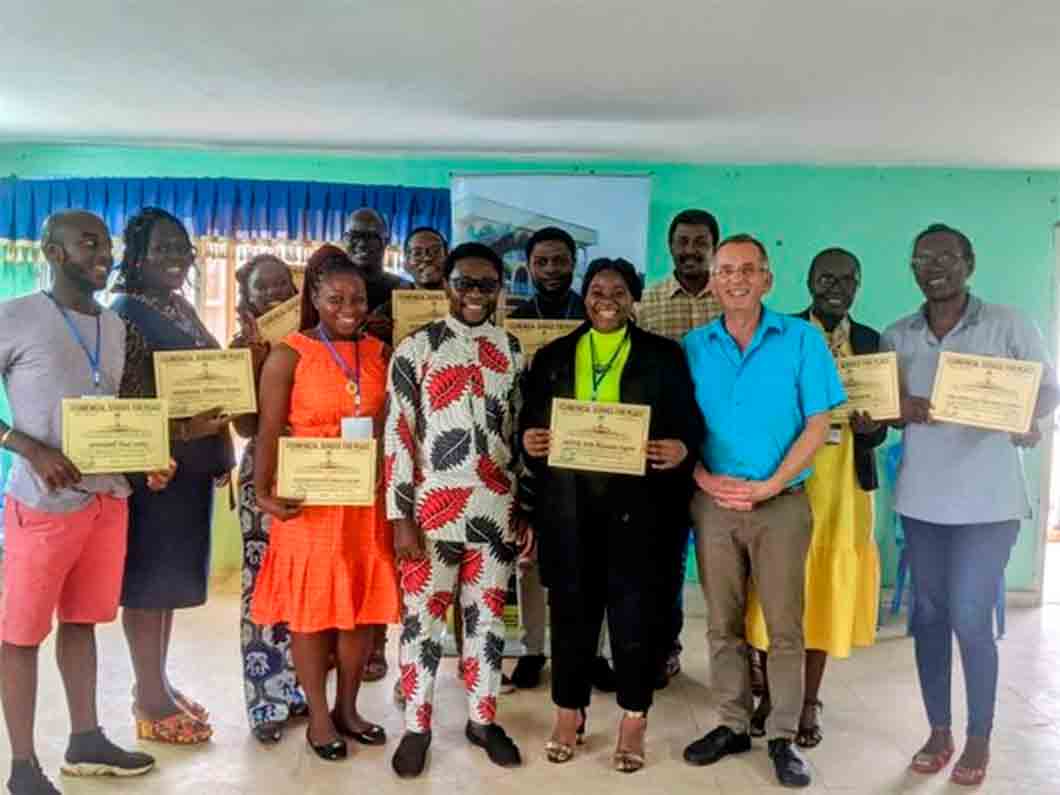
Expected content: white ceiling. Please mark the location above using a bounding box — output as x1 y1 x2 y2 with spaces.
5 1 1060 167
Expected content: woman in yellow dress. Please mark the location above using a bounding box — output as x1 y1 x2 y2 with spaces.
746 248 887 747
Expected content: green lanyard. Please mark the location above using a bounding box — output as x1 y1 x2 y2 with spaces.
589 329 629 401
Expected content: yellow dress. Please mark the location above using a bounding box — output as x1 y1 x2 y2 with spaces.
745 336 879 658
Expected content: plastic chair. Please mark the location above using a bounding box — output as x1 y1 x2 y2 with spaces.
883 444 1005 639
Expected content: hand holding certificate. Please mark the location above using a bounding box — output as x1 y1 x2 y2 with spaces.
548 398 651 476
276 438 377 506
153 349 257 418
255 294 302 343
833 352 900 422
929 352 1043 433
393 290 449 344
504 319 582 362
62 398 170 474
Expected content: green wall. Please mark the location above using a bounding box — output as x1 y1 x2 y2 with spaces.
3 143 1057 592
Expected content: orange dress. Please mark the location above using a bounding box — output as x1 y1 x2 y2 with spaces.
251 332 400 633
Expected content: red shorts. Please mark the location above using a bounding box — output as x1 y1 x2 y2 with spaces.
0 494 128 646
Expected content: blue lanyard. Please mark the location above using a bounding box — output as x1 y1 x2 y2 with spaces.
317 324 362 415
45 292 103 393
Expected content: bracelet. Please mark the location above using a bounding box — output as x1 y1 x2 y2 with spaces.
0 427 14 449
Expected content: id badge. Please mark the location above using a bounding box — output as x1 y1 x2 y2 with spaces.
826 424 842 446
341 416 373 440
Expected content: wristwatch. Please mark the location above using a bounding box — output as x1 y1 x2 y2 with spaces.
0 427 13 449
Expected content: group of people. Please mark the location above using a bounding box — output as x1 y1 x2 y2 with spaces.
0 201 1054 794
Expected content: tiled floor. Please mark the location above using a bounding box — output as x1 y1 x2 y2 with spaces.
6 578 1060 794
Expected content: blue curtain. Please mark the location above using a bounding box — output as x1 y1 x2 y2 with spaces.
0 176 451 245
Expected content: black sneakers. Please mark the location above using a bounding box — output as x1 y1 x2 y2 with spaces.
61 728 155 778
466 722 522 768
7 758 59 795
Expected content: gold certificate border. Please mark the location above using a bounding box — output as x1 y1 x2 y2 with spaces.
547 398 651 476
152 348 258 419
929 351 1043 434
276 437 377 506
833 351 901 422
61 398 171 475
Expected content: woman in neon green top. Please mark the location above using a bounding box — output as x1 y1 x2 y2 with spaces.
520 258 703 773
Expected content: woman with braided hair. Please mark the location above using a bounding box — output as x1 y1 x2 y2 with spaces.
250 245 400 761
113 207 234 745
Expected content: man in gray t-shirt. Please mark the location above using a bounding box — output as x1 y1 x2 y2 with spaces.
881 223 1058 784
0 211 170 794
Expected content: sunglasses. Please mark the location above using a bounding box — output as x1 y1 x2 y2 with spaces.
449 276 501 294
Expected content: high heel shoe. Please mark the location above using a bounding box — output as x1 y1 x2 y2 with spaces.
545 708 586 763
613 711 646 774
306 728 347 761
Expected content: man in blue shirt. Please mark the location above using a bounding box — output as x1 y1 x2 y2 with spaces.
680 235 845 789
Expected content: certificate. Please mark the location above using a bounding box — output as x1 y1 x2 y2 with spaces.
62 398 170 474
276 437 377 506
929 352 1043 434
392 290 448 344
548 398 651 476
832 352 901 421
504 319 582 361
153 349 257 418
255 294 302 342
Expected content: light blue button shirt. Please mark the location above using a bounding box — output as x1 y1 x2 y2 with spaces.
682 307 846 486
881 295 1055 524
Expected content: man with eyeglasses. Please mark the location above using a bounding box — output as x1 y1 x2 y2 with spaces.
881 224 1057 787
0 211 175 795
344 207 409 344
637 208 723 688
681 235 844 788
386 242 532 778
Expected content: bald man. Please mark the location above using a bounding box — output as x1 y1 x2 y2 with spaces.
344 208 409 345
0 212 173 794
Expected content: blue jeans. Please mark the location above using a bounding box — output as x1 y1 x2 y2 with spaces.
902 516 1019 738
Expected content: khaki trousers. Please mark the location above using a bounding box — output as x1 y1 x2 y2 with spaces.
692 490 813 740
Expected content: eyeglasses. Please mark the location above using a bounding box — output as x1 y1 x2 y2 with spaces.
149 243 197 259
911 252 964 271
449 276 501 294
712 264 768 280
814 273 859 291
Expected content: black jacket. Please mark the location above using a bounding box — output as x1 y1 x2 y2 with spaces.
796 309 887 491
519 322 704 592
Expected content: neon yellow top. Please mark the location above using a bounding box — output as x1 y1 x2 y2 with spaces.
574 326 631 403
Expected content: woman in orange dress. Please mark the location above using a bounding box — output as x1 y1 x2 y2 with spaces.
251 244 399 761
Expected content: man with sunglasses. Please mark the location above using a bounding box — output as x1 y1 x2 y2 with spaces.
344 208 409 344
386 242 531 778
681 235 844 788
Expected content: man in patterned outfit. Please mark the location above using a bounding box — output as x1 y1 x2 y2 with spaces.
385 242 530 778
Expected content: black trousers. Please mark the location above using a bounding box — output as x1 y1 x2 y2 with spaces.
548 495 665 714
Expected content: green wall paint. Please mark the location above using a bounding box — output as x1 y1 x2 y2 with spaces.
3 144 1057 592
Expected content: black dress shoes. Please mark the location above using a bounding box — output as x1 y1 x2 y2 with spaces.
683 726 752 766
768 738 812 788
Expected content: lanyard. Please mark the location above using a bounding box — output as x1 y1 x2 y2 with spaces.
317 324 362 415
45 292 103 393
589 329 628 401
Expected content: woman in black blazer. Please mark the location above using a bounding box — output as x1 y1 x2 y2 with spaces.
520 258 703 773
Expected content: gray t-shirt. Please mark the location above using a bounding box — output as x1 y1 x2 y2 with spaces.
881 295 1055 524
0 292 132 512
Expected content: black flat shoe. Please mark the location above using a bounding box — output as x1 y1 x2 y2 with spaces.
252 722 283 745
306 729 347 761
683 726 752 766
330 711 387 746
466 721 522 768
392 732 431 778
768 738 811 788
